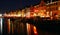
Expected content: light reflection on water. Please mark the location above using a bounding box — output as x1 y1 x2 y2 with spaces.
2 18 60 35
26 23 38 35
0 18 3 35
3 18 38 35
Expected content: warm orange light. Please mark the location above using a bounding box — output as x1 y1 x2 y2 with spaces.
58 7 60 10
50 17 53 20
44 9 46 12
12 24 14 34
34 10 39 12
55 15 59 19
8 19 10 34
33 26 38 34
26 23 31 35
39 12 46 17
46 12 50 17
17 14 21 17
4 13 8 17
4 11 22 17
26 12 30 18
30 12 34 17
33 13 37 16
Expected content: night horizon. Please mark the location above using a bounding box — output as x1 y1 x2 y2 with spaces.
0 0 58 13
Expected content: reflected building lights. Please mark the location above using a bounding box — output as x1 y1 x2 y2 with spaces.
26 23 31 35
0 14 3 35
12 23 14 34
8 19 11 34
33 26 38 35
1 18 2 33
0 18 3 35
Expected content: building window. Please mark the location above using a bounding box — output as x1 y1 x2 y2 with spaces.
58 7 60 10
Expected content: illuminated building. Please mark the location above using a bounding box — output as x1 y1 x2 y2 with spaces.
30 5 34 12
1 0 60 35
46 0 60 19
21 9 25 17
2 0 60 20
26 12 30 18
25 8 30 18
17 10 22 17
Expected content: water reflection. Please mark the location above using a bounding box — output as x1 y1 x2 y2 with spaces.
3 18 38 35
26 23 31 35
0 18 3 35
3 18 60 35
7 19 10 34
33 26 38 35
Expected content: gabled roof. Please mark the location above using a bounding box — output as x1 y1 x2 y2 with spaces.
39 0 46 6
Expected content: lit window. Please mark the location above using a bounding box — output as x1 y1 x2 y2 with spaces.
44 10 46 12
33 13 37 16
58 7 60 10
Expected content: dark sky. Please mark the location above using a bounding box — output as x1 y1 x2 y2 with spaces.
0 0 57 13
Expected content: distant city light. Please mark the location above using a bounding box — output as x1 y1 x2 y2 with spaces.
33 13 37 16
26 12 30 18
34 9 39 12
1 0 60 20
0 14 2 16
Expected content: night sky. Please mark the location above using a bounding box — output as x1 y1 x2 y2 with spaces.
0 0 58 13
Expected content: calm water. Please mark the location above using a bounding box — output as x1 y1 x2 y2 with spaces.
0 18 60 35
